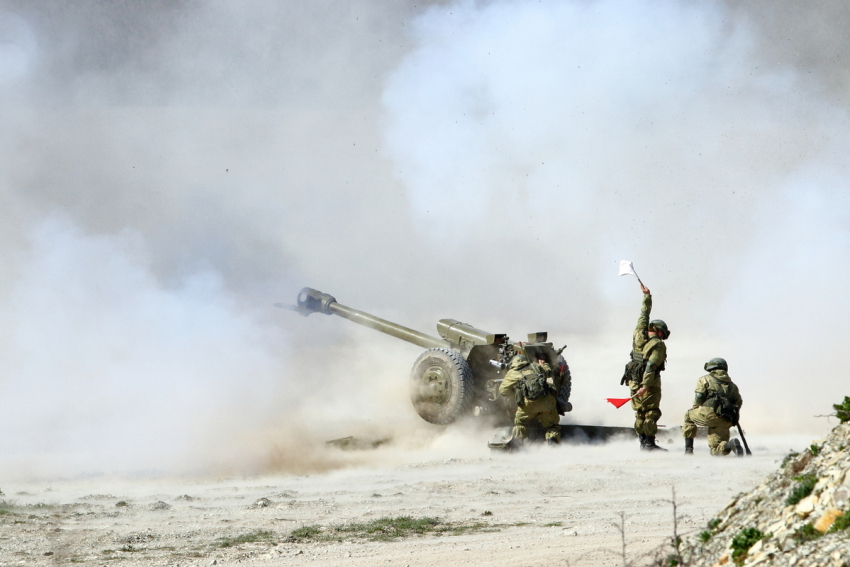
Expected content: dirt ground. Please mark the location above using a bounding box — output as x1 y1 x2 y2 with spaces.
0 433 811 567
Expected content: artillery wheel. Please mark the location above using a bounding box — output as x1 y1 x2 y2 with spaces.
409 348 474 425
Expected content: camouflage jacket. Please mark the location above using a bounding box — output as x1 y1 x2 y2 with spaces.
692 369 742 410
631 293 666 388
499 357 553 398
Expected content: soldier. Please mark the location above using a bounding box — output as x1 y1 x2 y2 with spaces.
683 358 744 456
625 283 670 451
499 353 561 445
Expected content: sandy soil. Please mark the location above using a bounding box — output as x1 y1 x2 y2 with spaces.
0 434 811 567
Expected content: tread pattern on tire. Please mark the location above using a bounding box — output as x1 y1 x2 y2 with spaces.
559 363 572 403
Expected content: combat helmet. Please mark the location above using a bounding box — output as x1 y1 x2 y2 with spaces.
704 357 728 372
649 319 670 339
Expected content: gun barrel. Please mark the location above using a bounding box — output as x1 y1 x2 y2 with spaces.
296 287 450 350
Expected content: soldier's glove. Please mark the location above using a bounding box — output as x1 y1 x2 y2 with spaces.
620 375 629 386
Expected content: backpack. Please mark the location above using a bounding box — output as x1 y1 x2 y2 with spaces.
517 368 552 404
705 376 740 425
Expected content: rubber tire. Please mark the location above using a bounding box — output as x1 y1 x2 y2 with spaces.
557 361 572 413
409 348 474 425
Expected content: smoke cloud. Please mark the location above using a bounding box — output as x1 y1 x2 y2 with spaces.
0 0 847 479
380 0 850 433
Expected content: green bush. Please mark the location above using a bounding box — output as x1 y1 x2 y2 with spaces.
833 396 850 423
793 523 822 543
730 528 769 565
809 444 820 456
287 516 490 542
829 512 850 533
290 525 322 539
780 451 799 468
699 530 712 543
785 474 817 506
216 530 275 548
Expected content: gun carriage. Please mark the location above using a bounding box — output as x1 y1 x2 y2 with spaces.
291 288 572 426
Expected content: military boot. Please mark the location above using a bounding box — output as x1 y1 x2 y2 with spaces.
643 435 668 452
725 438 744 457
546 437 560 446
684 437 694 455
638 434 648 450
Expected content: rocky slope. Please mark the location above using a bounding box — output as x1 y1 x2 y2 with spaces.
678 422 850 567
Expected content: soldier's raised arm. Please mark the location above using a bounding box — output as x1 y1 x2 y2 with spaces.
632 291 652 351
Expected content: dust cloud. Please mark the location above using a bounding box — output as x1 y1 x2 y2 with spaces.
0 0 847 480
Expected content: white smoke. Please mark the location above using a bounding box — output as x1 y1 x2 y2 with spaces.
0 0 848 480
382 0 850 433
0 216 290 477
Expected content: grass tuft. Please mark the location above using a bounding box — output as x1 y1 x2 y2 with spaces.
785 474 818 506
289 516 494 542
119 545 141 553
828 512 850 533
793 523 821 543
730 527 769 565
290 525 323 539
215 530 275 548
780 451 799 468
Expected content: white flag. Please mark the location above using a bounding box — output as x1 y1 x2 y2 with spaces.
618 260 638 278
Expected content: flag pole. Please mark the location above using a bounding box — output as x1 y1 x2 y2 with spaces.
632 267 645 288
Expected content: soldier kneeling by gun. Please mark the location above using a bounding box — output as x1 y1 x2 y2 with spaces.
499 354 561 445
683 357 744 456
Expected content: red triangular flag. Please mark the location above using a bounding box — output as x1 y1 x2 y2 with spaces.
606 398 632 409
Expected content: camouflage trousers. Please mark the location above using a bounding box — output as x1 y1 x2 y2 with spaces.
513 395 560 441
630 383 661 436
683 406 734 456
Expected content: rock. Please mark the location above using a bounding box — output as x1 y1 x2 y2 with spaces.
794 495 817 517
677 422 850 566
814 508 843 533
148 501 171 511
251 497 273 508
832 486 848 508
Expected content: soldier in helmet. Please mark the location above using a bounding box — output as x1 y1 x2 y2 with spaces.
626 283 669 451
499 353 560 445
683 358 744 456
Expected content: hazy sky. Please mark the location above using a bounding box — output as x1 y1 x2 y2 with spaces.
0 0 847 478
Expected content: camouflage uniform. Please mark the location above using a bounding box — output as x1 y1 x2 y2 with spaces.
629 294 666 437
683 370 743 456
499 356 560 442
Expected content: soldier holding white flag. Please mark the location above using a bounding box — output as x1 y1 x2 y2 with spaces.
620 262 670 451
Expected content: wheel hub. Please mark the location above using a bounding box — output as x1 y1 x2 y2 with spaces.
421 364 452 405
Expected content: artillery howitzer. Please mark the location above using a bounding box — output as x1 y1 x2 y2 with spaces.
287 288 572 426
